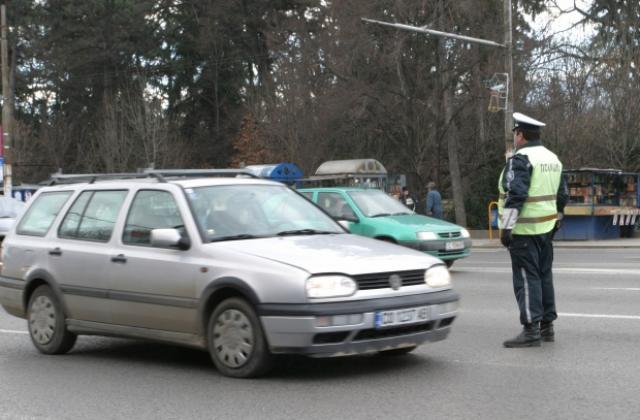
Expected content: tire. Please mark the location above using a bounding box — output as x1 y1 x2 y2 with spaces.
27 285 77 355
207 297 273 378
379 345 417 356
445 260 455 268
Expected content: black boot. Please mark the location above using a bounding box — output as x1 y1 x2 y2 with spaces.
503 323 541 348
540 321 554 342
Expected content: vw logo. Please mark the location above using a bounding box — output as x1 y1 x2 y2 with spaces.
389 274 402 290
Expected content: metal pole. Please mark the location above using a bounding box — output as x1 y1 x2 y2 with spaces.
504 0 514 160
361 18 505 49
362 15 512 159
1 4 12 197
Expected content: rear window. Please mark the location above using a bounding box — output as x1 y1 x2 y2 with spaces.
16 191 73 237
58 190 128 242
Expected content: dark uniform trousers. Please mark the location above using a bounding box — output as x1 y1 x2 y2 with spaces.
508 231 557 325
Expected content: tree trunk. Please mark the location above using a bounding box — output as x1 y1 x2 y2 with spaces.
438 1 467 226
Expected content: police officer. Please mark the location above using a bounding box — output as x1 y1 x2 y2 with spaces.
498 112 569 348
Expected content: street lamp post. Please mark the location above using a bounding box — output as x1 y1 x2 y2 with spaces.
503 0 514 159
362 1 514 160
1 4 12 197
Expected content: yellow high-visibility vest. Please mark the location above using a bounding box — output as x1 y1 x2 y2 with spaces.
498 145 562 235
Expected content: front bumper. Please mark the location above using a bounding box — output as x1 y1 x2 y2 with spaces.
399 238 472 260
258 289 459 357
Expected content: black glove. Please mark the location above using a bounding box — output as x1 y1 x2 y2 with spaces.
500 229 513 248
551 213 563 239
551 219 562 238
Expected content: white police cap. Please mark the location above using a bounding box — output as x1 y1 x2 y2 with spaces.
512 112 546 131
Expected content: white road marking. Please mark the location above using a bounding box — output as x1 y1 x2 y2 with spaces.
457 266 640 275
469 249 501 253
0 329 28 335
592 287 640 291
559 312 640 320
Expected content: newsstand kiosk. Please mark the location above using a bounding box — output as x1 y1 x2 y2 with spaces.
555 168 640 240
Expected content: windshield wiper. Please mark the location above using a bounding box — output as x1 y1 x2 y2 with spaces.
369 213 391 218
209 234 259 242
390 212 412 216
276 229 336 236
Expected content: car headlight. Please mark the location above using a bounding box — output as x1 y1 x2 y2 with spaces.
424 265 451 288
416 231 438 240
460 228 470 238
306 275 357 298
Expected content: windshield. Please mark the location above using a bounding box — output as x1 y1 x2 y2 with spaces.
185 184 344 242
348 190 413 217
0 197 27 218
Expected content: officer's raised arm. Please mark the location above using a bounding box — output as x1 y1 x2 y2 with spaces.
500 154 532 231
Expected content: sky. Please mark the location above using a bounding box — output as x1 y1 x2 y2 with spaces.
528 0 595 40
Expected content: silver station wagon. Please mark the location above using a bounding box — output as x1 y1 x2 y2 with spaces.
0 171 459 378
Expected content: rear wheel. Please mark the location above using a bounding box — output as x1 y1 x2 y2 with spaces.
27 285 77 354
379 345 417 356
208 297 273 378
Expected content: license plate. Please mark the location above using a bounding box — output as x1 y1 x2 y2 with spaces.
375 306 431 328
445 241 465 251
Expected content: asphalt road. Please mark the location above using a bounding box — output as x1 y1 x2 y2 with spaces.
2 247 640 420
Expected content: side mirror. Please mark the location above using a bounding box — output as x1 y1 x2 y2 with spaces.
338 220 352 230
150 228 191 250
335 214 359 223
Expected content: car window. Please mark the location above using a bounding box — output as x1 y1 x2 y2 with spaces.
16 191 73 237
316 192 354 219
348 190 413 217
0 197 26 218
123 190 185 246
59 190 128 242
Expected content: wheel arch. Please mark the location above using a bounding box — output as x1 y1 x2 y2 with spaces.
23 270 69 316
198 277 260 338
374 235 397 243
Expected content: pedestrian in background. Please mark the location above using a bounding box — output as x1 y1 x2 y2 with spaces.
498 112 569 348
400 186 418 211
425 181 443 219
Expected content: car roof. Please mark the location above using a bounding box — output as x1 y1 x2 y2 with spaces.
35 177 285 193
298 187 375 193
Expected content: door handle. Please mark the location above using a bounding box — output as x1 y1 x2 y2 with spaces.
49 247 62 256
111 254 127 264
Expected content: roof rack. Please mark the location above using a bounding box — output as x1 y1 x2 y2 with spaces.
47 172 166 185
144 169 258 179
47 169 258 185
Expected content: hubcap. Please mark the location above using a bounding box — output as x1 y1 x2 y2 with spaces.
29 295 56 345
212 309 254 368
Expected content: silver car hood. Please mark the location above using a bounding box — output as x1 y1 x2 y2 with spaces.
215 233 442 275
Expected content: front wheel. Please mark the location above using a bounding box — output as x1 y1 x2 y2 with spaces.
27 285 77 355
208 297 273 378
445 260 455 268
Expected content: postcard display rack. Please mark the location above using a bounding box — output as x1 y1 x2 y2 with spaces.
555 169 640 240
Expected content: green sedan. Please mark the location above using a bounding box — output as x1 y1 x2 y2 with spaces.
298 187 471 267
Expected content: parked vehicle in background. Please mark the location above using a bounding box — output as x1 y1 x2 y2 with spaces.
0 196 27 241
299 187 471 267
0 171 459 378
